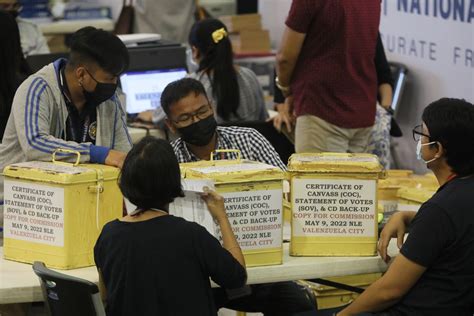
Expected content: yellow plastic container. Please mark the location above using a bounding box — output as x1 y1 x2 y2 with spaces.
2 157 122 269
386 169 413 178
180 154 285 267
397 187 436 212
377 180 400 213
377 170 415 213
288 153 383 256
301 273 382 309
410 173 439 190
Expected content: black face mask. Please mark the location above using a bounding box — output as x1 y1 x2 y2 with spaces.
177 115 217 146
82 70 117 107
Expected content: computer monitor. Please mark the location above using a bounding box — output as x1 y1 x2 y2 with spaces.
120 68 187 115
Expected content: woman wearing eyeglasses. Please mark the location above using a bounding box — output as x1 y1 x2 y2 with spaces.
337 98 474 316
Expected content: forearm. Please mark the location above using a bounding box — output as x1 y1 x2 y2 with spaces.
276 55 296 87
339 278 401 315
378 83 393 108
217 216 246 267
401 211 417 225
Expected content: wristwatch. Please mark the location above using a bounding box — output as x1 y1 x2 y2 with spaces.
275 76 291 95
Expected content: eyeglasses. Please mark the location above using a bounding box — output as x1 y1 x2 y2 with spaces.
172 104 212 126
412 124 431 141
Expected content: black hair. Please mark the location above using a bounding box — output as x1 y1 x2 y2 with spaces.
0 10 31 133
67 26 129 76
119 136 184 211
161 78 208 117
422 98 474 176
189 18 240 121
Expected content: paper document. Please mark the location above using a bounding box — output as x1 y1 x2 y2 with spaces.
169 179 217 236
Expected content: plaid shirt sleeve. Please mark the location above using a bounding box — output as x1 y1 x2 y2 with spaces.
245 129 287 170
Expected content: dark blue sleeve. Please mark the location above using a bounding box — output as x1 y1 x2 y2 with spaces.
90 145 110 164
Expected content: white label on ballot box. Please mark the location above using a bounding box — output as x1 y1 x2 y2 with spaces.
3 180 65 246
292 179 376 238
218 189 283 251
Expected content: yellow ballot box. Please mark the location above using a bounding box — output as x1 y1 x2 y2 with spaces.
377 169 414 213
397 187 436 212
288 153 383 256
180 153 285 267
2 154 122 269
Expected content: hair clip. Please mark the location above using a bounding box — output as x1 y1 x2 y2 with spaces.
212 28 227 44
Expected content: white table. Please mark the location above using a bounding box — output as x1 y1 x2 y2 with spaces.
38 19 114 35
0 242 398 304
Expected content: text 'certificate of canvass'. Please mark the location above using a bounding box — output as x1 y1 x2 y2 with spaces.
217 189 283 251
3 180 65 246
292 179 376 237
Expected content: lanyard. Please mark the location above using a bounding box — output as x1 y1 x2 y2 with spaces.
60 66 91 143
446 173 457 183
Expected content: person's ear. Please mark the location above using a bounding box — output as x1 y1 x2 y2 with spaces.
433 141 444 159
165 118 177 134
75 67 86 86
191 46 200 61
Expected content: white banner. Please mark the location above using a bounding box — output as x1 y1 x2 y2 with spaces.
292 179 377 238
217 189 283 251
380 0 473 171
4 180 65 246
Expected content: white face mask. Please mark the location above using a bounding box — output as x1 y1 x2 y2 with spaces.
416 139 438 163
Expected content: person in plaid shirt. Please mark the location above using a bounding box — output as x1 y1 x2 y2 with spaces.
163 78 287 171
160 78 316 315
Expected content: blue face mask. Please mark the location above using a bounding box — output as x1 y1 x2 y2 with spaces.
416 139 438 163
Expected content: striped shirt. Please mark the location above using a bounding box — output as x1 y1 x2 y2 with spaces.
171 126 286 170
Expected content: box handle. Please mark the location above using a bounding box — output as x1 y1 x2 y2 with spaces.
52 148 81 166
210 149 241 162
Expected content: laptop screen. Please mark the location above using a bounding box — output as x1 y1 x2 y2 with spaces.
120 68 187 115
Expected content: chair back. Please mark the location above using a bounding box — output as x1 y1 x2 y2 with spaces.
32 261 105 316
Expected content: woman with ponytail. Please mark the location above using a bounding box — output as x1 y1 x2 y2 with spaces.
188 18 268 123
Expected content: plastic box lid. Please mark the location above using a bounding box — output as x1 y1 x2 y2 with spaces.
3 161 119 185
288 153 383 174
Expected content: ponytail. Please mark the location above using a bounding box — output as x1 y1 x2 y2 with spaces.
189 19 240 120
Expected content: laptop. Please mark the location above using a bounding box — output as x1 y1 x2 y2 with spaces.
120 68 187 119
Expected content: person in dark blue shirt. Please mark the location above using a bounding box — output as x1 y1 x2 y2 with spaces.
339 98 474 315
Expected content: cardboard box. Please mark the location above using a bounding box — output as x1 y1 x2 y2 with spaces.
230 29 271 54
220 13 262 32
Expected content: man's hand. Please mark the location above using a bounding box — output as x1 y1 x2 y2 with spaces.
105 149 127 169
269 96 295 133
378 211 415 262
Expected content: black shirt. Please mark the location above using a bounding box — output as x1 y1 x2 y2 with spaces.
393 176 474 315
94 215 246 316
